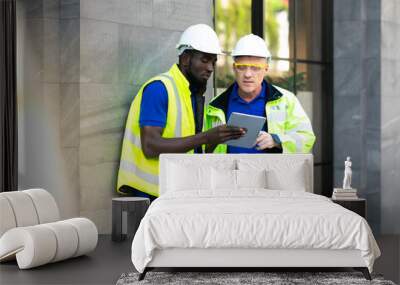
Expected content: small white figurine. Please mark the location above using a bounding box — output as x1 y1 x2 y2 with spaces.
342 156 352 189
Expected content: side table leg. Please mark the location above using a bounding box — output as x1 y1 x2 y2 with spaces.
112 201 123 241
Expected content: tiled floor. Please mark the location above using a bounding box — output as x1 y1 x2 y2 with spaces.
1 235 399 285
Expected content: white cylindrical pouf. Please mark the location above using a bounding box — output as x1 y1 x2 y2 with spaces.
1 192 39 227
23 189 60 224
42 221 79 262
0 226 57 269
17 226 57 269
64 218 98 257
0 196 17 237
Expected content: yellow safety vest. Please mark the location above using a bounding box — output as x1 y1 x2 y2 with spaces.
204 82 315 154
117 64 195 196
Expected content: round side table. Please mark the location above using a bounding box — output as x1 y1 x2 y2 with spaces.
112 197 150 242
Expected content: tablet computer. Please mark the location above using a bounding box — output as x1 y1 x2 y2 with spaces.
225 112 266 148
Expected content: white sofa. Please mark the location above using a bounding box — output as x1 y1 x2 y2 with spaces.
0 188 98 269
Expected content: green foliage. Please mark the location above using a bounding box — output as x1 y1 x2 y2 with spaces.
264 0 288 55
215 0 290 89
215 0 252 85
215 0 252 53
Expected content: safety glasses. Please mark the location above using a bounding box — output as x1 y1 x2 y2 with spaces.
233 63 268 72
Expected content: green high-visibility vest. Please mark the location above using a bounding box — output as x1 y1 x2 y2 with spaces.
117 64 195 196
204 82 316 154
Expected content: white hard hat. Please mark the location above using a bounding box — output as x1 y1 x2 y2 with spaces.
176 24 223 55
232 34 271 59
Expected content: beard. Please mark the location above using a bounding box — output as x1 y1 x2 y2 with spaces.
187 59 208 89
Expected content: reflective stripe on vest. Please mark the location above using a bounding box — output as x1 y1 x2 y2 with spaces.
268 110 286 122
124 130 141 148
290 122 313 133
287 132 304 152
211 120 222 128
159 74 182 137
119 160 159 185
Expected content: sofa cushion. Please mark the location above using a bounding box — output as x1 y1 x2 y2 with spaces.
23 189 60 224
0 226 57 269
0 196 17 237
0 192 39 227
42 222 78 262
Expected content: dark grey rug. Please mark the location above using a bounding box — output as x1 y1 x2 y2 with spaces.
116 271 396 285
